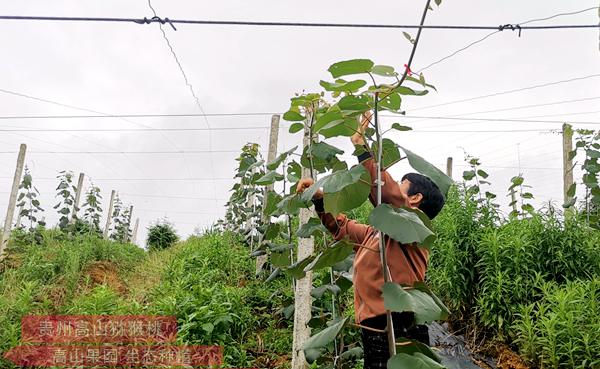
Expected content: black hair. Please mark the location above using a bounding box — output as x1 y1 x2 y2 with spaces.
401 173 445 219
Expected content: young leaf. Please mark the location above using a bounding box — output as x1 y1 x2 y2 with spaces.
254 171 284 185
402 32 415 44
267 146 298 170
391 123 412 131
319 79 367 92
328 59 374 78
289 122 304 133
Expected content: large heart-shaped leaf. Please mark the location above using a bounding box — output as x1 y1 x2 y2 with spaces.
337 95 370 115
314 111 344 133
388 352 446 369
283 110 305 121
400 146 453 196
382 282 449 324
302 317 348 363
368 204 436 248
263 190 283 217
328 59 374 78
396 338 441 363
323 166 371 215
320 118 358 138
373 138 402 169
297 217 327 238
379 92 401 112
304 240 354 272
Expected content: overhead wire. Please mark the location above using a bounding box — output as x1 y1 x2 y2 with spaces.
145 0 215 205
416 6 599 73
0 14 599 31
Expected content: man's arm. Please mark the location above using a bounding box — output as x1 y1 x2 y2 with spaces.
351 112 405 208
296 178 370 248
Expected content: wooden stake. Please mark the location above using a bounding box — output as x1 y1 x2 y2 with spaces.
562 123 574 205
291 114 315 369
132 218 140 244
256 114 280 274
103 190 116 239
1 144 27 258
446 157 453 178
70 172 85 223
15 205 23 229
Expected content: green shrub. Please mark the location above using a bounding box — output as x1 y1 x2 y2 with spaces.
513 279 600 369
147 221 179 251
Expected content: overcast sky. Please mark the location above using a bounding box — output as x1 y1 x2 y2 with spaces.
0 1 599 247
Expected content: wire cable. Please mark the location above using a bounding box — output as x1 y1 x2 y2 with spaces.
409 73 600 112
0 15 599 30
416 6 599 73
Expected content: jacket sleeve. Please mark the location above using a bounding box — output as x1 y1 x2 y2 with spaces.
357 149 404 208
312 198 370 249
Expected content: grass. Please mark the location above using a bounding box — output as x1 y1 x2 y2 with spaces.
0 229 294 369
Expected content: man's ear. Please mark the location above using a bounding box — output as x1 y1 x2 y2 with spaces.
408 193 423 207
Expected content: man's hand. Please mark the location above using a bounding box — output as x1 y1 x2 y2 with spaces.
296 178 323 200
350 111 373 146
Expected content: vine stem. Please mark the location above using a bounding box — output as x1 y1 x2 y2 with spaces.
374 92 397 357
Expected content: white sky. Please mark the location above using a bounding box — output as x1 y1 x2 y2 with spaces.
0 1 599 247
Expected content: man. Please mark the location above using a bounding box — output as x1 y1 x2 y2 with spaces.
296 113 445 368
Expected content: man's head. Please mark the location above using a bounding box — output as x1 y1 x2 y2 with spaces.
398 173 445 219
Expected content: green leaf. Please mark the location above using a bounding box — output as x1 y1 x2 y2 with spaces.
254 171 284 185
395 338 441 363
400 146 453 196
271 246 292 267
435 0 442 6
321 165 371 215
265 268 281 282
563 197 577 208
477 169 489 179
267 146 298 170
388 352 445 369
275 194 306 216
371 65 397 77
314 111 344 133
320 117 359 138
328 59 374 78
297 217 327 238
337 95 370 115
289 122 304 133
283 110 305 121
264 190 283 216
568 149 577 161
391 123 412 131
302 317 348 363
263 222 281 241
369 204 436 249
372 138 402 170
339 347 363 362
319 79 367 92
286 256 315 279
402 32 415 44
311 284 341 298
395 86 429 96
304 240 355 272
379 93 402 112
382 282 449 324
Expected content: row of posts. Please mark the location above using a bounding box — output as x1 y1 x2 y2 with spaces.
0 144 140 259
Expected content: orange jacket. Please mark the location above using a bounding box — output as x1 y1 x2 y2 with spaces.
315 157 429 323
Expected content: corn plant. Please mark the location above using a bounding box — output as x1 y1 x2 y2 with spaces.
16 166 45 232
54 170 76 230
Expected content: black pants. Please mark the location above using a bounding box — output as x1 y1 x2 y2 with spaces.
360 312 429 369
